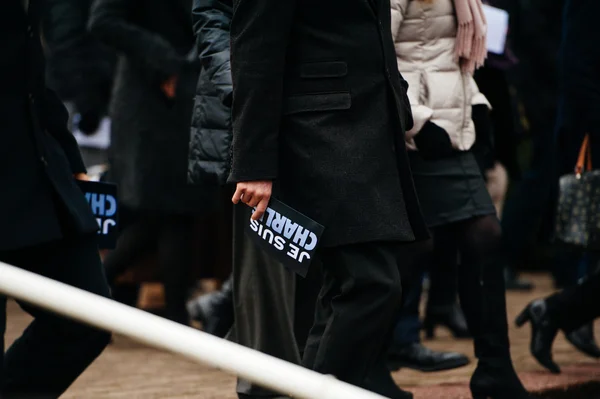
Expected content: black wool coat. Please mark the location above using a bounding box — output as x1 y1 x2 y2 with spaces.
188 0 233 185
89 0 209 214
229 0 429 247
0 0 98 251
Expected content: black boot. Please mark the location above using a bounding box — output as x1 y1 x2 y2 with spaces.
515 299 561 374
566 323 600 358
460 259 531 399
423 304 471 339
187 277 234 338
388 342 469 372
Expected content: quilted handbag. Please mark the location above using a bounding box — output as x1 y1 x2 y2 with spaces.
555 134 600 250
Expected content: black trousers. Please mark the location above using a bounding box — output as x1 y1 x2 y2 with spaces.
0 234 112 398
303 241 420 392
546 270 600 333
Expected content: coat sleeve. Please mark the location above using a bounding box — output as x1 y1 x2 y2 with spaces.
192 0 233 106
41 88 87 174
89 0 184 80
227 0 296 183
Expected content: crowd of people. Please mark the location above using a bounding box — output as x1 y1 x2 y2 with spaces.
1 0 599 398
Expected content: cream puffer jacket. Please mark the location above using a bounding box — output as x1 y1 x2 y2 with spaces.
391 0 490 151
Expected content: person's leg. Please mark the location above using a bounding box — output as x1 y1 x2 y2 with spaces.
455 215 529 399
549 268 600 329
424 230 469 339
303 242 405 392
549 268 600 328
293 259 321 358
103 215 157 284
158 214 195 325
231 205 300 399
1 234 112 397
391 270 423 349
389 264 469 373
188 275 234 337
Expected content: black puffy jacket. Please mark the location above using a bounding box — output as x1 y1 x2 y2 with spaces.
187 0 233 185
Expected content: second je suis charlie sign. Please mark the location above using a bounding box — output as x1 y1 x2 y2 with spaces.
77 180 119 249
245 198 325 277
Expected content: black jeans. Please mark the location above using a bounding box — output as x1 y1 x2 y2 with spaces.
0 234 112 398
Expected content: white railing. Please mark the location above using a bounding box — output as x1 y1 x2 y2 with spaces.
0 261 386 399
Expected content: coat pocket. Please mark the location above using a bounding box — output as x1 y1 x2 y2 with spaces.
299 61 348 79
283 92 351 115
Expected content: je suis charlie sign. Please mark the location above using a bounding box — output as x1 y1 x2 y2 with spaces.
245 198 325 277
77 180 118 249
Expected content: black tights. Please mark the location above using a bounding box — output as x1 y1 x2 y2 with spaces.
428 214 502 309
103 212 194 324
433 214 511 357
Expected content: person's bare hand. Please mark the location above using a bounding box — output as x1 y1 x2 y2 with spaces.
232 180 273 220
161 75 178 99
74 173 90 181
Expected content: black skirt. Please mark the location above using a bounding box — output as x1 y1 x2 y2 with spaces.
408 150 496 228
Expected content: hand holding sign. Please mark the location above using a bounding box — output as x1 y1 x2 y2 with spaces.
232 180 273 220
244 198 325 277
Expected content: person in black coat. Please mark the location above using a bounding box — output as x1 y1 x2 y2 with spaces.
228 0 428 397
89 0 207 324
42 0 116 136
0 1 111 397
516 0 600 374
185 4 323 399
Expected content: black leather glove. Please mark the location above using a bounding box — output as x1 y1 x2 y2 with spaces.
471 104 495 172
414 121 454 160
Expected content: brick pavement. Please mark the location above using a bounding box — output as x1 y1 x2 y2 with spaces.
4 273 600 398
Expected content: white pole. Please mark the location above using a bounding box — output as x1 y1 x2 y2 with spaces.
0 262 387 399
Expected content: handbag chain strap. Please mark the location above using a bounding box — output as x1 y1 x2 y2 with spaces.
575 134 592 179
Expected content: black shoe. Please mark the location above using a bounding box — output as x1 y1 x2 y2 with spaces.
504 268 534 291
187 278 234 338
423 304 471 339
365 359 414 399
471 359 532 399
388 343 470 372
515 299 561 373
566 323 600 359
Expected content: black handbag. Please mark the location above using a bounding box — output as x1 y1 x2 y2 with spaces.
555 134 600 250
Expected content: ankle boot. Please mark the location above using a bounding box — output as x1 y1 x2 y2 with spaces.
423 304 471 339
515 299 561 374
458 258 531 399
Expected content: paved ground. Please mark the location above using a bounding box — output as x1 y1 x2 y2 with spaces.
5 273 600 398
